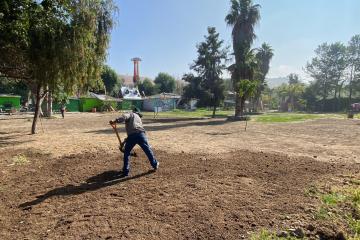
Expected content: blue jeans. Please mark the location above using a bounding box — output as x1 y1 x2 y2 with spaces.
123 132 158 174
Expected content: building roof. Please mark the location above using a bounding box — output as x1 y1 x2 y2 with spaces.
89 92 122 102
147 93 181 99
0 94 21 98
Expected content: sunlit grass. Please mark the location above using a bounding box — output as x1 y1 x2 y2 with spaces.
142 108 233 118
10 154 29 166
141 109 350 123
310 177 360 238
254 113 321 123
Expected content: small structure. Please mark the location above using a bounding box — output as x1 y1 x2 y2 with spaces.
351 103 360 112
119 86 143 110
224 91 236 109
143 93 181 112
0 94 21 112
77 93 121 112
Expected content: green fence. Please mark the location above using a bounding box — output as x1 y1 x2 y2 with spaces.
79 97 102 112
53 98 80 112
0 95 21 110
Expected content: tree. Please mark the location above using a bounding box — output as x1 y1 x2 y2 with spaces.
101 65 122 96
0 77 30 104
306 42 347 111
225 0 261 116
191 27 227 117
0 0 116 133
0 0 31 80
154 73 176 93
254 43 274 111
347 35 360 106
182 73 211 107
138 78 158 96
174 80 186 95
273 82 305 112
288 73 300 85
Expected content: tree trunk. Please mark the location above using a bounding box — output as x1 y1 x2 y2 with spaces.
235 95 246 117
240 96 246 116
349 66 354 108
235 94 241 117
212 104 216 118
322 82 327 112
47 90 52 118
31 85 42 134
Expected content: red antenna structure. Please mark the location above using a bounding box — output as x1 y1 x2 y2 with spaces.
131 57 142 84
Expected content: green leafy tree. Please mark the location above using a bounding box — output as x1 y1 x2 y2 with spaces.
0 0 116 133
182 73 211 107
101 65 122 96
288 73 300 85
302 81 320 111
347 35 360 105
225 0 261 116
0 77 30 104
273 78 305 112
306 42 347 111
191 27 228 117
254 43 274 111
0 0 31 80
138 78 158 96
154 72 176 93
174 80 186 95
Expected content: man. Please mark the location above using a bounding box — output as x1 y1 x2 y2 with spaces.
110 107 159 176
60 102 66 119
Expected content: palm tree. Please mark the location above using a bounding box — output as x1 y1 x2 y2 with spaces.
254 43 274 111
225 0 261 116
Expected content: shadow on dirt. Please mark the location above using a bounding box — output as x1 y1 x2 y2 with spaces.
0 134 34 147
86 119 230 135
19 170 155 209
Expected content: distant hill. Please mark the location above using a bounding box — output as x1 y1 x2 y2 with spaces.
266 77 288 88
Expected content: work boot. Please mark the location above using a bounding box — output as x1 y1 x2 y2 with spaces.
153 161 159 171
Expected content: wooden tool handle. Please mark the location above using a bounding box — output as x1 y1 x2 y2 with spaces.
110 122 123 145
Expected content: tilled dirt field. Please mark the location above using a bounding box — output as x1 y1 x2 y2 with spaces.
1 148 359 240
1 113 360 239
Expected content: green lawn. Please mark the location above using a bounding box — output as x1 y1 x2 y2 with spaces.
141 109 355 123
142 109 233 118
253 113 345 123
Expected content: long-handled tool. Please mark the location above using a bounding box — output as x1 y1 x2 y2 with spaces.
110 122 137 157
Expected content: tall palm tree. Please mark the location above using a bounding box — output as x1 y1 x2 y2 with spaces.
254 43 274 111
225 0 261 116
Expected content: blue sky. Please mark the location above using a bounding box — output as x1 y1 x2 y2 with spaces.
107 0 360 81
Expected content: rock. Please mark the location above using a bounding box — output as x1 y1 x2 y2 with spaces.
336 232 346 240
289 228 305 238
276 231 289 238
306 224 315 232
294 228 305 238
